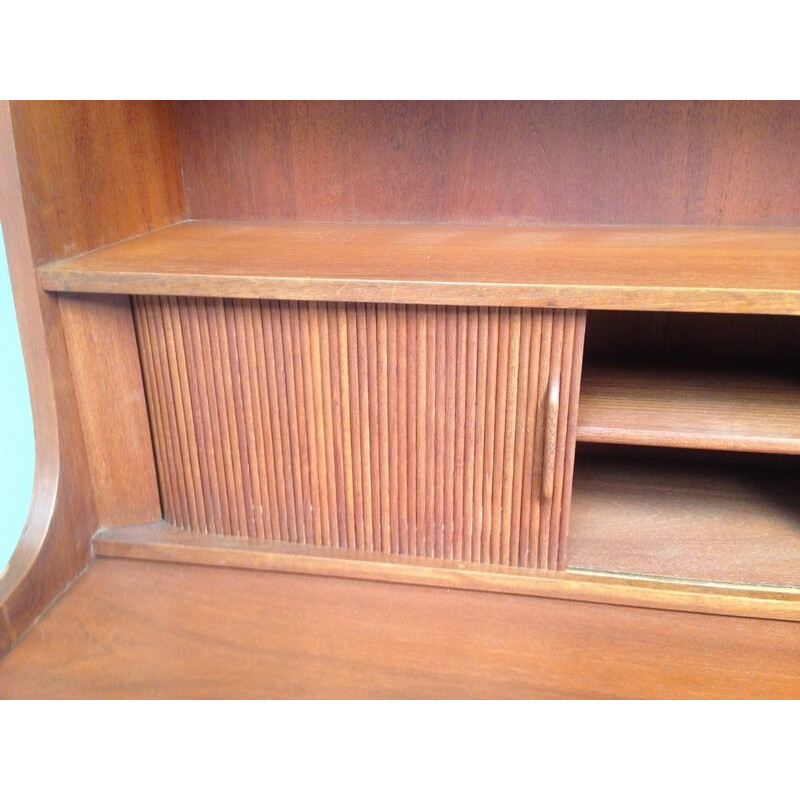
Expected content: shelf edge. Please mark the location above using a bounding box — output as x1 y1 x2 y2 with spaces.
38 271 800 315
575 427 800 455
92 521 800 623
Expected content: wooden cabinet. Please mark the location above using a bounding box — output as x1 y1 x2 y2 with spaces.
2 101 799 696
41 220 800 596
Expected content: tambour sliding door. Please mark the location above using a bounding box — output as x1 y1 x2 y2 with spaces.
133 297 586 570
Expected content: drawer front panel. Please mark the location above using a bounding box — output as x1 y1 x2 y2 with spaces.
133 297 585 569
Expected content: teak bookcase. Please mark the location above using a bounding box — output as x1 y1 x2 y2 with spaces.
1 101 799 698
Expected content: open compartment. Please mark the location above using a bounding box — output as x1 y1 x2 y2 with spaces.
577 311 800 454
570 311 800 588
568 443 800 588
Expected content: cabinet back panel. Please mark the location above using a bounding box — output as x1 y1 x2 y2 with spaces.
132 297 585 569
176 101 800 226
585 311 800 368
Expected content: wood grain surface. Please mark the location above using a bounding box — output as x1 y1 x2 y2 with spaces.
175 101 800 227
132 297 584 569
10 101 184 266
0 102 97 656
1 558 799 698
584 310 800 365
577 364 800 454
40 221 800 314
92 521 800 623
0 101 184 654
569 446 800 587
7 100 800 686
58 294 161 527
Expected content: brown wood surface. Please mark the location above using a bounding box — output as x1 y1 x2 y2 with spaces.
1 558 799 698
133 297 583 569
556 310 586 569
59 294 162 527
568 446 800 587
7 100 800 687
10 101 184 266
0 101 186 655
577 364 800 454
0 103 97 656
584 310 800 366
40 221 800 314
92 521 800 623
175 101 800 228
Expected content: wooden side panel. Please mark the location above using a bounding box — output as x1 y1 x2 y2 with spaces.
0 101 185 655
133 297 585 569
11 101 187 529
0 103 97 657
10 101 185 266
176 101 800 227
59 294 161 528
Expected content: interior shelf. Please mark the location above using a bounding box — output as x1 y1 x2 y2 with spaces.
567 445 800 588
577 363 800 454
39 220 800 313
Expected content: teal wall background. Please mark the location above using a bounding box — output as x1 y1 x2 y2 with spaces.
0 225 35 573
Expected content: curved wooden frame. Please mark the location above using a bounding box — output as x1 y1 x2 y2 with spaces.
0 101 172 655
0 102 97 654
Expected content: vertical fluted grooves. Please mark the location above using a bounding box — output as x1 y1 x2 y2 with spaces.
133 297 585 570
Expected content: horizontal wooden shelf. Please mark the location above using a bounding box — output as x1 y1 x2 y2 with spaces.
92 521 800 622
41 221 800 313
577 364 800 454
568 447 800 588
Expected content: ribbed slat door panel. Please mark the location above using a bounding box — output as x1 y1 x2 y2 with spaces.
132 297 585 569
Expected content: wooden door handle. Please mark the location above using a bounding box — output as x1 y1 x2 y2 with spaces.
542 375 560 500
